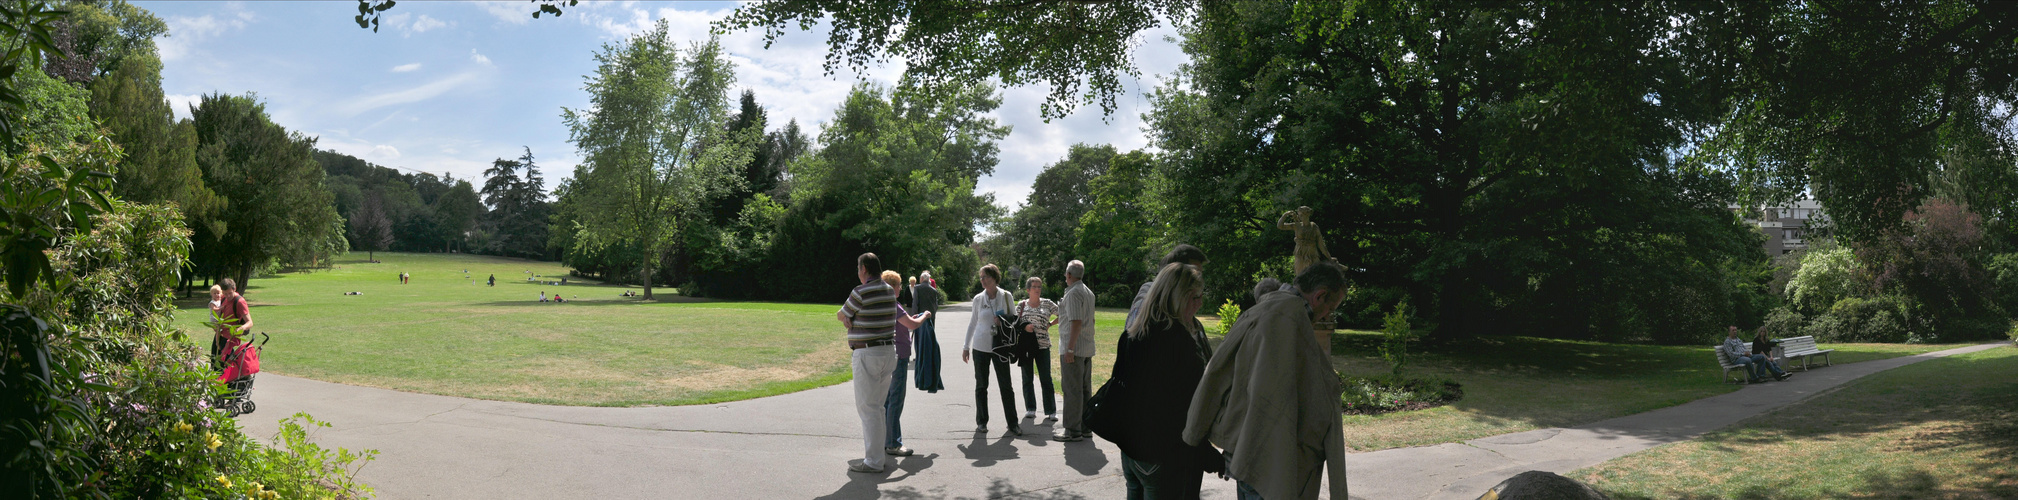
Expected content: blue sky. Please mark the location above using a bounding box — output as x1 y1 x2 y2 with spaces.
138 1 1186 215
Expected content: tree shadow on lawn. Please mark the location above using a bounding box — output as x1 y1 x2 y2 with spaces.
1603 352 2018 499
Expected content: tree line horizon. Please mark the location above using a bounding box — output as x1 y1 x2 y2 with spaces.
38 0 2018 346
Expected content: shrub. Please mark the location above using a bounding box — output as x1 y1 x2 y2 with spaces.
1803 296 1913 343
1339 374 1463 415
1786 247 1863 315
1762 307 1805 339
1214 299 1242 336
1380 300 1416 377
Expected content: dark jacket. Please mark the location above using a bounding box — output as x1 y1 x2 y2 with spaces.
1112 318 1222 470
1752 338 1778 357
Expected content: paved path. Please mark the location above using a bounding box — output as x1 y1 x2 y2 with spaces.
231 306 2009 500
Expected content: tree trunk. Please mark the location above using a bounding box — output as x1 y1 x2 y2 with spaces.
642 263 655 300
236 264 252 296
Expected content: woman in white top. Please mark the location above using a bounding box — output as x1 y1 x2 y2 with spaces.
962 264 1021 436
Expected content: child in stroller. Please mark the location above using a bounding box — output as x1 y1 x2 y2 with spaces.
215 331 268 417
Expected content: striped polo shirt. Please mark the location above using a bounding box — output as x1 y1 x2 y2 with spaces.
841 280 899 341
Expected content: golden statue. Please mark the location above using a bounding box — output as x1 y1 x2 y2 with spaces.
1279 206 1335 275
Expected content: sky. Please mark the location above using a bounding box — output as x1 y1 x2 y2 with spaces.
138 1 1189 218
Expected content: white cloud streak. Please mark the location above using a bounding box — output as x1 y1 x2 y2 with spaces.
391 63 422 73
340 71 483 116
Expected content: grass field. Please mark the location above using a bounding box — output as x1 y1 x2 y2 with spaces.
174 252 865 406
179 250 1968 438
1574 344 2018 499
1321 332 1961 451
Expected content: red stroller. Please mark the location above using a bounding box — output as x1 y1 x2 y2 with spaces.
216 332 268 417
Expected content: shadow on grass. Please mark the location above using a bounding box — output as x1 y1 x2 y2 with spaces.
1595 349 2018 499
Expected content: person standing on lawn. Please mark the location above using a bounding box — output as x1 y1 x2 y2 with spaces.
837 253 930 474
1056 260 1097 441
212 279 253 372
912 271 946 393
1183 261 1351 500
963 264 1022 437
1016 276 1060 423
881 270 923 457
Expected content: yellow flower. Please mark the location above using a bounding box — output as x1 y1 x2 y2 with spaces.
215 475 231 489
205 432 222 451
174 422 194 433
261 490 280 500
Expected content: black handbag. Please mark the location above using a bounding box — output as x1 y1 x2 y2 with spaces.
1086 334 1132 446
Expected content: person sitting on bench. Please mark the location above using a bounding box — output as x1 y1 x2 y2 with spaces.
1724 326 1788 382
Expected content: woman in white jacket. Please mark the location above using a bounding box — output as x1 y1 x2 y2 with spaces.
963 264 1022 436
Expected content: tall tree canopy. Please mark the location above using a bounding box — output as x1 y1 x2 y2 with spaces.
188 93 344 287
560 21 753 299
478 147 553 259
999 143 1113 290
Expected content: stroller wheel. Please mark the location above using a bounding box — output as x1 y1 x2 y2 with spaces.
241 400 256 414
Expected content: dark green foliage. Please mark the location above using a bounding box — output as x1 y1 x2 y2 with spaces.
1856 199 2008 342
760 82 1003 302
476 148 550 259
188 93 344 286
90 52 220 221
1339 375 1463 415
1073 150 1157 307
999 143 1112 291
43 0 166 85
717 0 1191 119
1802 296 1914 343
318 149 488 255
1147 0 1770 343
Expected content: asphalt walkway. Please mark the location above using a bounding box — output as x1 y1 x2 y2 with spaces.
231 305 2010 499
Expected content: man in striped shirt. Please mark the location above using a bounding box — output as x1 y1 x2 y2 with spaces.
837 252 931 474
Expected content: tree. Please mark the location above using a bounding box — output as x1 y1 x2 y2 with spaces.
1857 198 2007 341
560 23 752 299
764 81 1006 301
432 178 482 252
1143 0 1768 341
479 148 552 259
188 93 343 288
43 0 167 85
347 193 392 261
1074 149 1159 306
1001 143 1112 289
1708 1 2018 243
89 52 220 221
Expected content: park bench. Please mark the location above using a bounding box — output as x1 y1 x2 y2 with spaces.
1774 335 1834 371
1714 348 1755 384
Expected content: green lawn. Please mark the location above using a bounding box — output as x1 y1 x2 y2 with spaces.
1574 344 2018 499
174 252 854 406
1322 331 1963 451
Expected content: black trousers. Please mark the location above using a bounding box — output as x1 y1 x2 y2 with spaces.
1020 347 1056 415
973 351 1018 428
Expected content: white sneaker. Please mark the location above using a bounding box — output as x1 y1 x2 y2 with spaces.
1044 413 1059 422
1025 411 1037 419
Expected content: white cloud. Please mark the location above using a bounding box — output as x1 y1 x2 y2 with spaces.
470 49 492 66
391 63 422 73
340 71 483 116
368 144 402 160
166 94 203 121
472 2 534 25
157 5 255 62
410 14 450 34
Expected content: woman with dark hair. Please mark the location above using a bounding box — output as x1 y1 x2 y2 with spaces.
963 264 1021 436
1109 263 1222 499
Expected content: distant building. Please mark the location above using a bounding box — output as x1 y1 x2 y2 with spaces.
1737 200 1823 255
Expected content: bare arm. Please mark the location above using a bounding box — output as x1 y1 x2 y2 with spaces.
896 310 931 329
836 309 851 329
1277 211 1296 230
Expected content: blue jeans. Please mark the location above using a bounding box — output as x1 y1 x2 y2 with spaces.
1736 354 1786 380
1236 481 1264 500
885 357 910 448
1122 452 1204 500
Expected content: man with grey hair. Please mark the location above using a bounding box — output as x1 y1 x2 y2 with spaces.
1184 261 1350 499
1054 259 1097 441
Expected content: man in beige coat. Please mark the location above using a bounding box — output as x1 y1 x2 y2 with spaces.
1183 261 1350 500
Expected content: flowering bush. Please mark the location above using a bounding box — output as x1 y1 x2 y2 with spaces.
1339 374 1463 415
